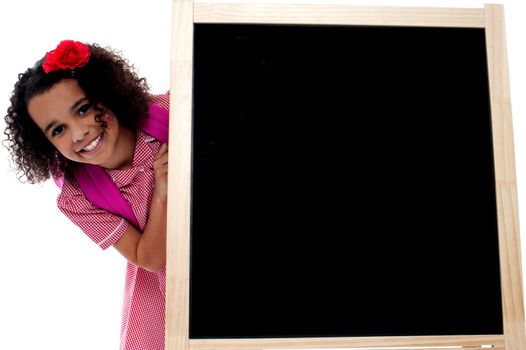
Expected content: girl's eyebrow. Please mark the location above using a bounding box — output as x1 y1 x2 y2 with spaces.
43 97 89 134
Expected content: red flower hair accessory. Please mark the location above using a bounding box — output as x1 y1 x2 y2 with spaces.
42 40 91 74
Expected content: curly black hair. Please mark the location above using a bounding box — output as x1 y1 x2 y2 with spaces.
3 43 151 183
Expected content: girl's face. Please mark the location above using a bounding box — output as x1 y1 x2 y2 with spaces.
28 79 123 168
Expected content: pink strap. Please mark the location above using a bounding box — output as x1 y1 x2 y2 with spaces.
73 164 141 228
70 103 169 230
139 103 169 143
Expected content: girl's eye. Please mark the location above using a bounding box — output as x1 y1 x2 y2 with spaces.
78 103 92 117
52 125 65 137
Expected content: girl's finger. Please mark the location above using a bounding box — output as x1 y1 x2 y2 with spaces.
155 144 169 161
154 155 168 167
158 143 168 154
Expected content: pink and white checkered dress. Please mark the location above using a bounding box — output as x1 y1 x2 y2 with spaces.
57 94 170 350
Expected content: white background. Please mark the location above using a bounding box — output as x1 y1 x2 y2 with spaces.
0 1 525 349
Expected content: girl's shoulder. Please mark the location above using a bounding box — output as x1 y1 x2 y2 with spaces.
56 172 129 250
56 172 87 206
151 91 170 110
55 173 101 233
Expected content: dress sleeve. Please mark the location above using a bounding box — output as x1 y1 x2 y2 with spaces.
57 176 129 250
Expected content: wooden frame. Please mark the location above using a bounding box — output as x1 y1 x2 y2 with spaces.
166 2 526 350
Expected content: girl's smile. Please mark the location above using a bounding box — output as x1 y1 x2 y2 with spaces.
27 79 135 169
78 131 104 155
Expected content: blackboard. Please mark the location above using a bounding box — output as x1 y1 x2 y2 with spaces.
189 23 503 339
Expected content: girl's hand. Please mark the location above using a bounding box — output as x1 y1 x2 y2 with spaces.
153 143 168 202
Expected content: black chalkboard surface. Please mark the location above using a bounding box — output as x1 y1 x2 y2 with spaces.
190 23 502 339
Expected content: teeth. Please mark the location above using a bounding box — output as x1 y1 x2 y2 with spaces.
83 134 102 152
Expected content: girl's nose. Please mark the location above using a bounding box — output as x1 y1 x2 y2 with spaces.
72 124 89 143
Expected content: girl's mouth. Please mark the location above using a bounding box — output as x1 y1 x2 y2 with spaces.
79 132 104 155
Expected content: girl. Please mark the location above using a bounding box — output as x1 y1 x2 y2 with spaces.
4 40 169 350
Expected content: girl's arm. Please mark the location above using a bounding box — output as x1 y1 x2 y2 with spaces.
113 144 169 272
